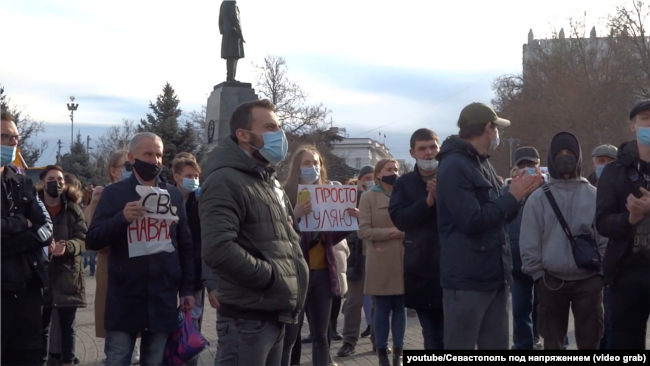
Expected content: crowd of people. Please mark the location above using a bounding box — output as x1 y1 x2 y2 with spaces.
0 99 648 366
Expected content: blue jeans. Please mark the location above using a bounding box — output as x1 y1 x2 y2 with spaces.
87 250 96 274
215 316 285 366
363 295 372 326
512 275 537 350
416 308 444 350
105 331 168 366
374 295 407 349
599 287 613 350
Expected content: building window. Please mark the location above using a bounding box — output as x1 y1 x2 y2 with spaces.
355 158 361 169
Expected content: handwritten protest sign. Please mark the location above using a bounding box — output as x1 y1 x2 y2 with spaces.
297 184 358 232
127 186 178 258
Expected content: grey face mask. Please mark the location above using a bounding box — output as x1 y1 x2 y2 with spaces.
363 181 375 190
417 159 439 171
490 136 500 151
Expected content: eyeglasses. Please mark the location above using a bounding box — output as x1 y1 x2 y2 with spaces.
1 134 19 142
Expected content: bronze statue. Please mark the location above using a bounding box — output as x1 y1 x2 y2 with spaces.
219 0 245 83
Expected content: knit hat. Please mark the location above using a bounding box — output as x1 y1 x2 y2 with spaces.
358 165 375 179
548 132 582 179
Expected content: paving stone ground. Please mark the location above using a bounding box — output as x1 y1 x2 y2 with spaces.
73 268 649 366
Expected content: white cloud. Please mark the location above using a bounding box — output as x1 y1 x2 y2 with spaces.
0 0 618 165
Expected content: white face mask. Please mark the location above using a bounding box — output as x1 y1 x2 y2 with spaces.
490 136 500 151
417 159 439 171
363 181 375 190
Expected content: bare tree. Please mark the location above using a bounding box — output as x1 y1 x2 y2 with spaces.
253 54 331 135
94 119 137 161
252 54 355 181
490 13 642 176
0 85 48 167
608 0 650 99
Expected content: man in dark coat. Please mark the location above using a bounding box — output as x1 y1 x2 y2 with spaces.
1 111 54 366
219 0 245 82
435 103 541 350
502 146 542 350
389 128 444 350
596 99 650 350
87 132 195 366
337 165 374 358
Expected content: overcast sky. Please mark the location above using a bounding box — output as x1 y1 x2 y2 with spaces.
0 0 616 166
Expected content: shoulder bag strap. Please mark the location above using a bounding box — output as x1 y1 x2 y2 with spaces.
541 184 574 246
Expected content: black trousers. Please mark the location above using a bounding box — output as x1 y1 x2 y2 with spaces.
330 297 342 333
42 307 77 363
611 267 650 350
1 287 44 366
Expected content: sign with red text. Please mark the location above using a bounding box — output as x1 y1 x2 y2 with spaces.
127 186 179 258
297 184 358 232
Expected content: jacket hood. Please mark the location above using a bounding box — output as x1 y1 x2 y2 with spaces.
436 135 486 163
37 184 83 204
200 136 272 183
547 132 582 179
616 140 639 168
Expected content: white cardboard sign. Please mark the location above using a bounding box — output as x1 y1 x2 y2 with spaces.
127 186 178 258
297 184 358 232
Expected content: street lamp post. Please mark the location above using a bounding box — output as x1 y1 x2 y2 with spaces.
503 137 520 168
67 96 79 153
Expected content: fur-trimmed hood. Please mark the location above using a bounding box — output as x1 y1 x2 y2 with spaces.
37 184 84 205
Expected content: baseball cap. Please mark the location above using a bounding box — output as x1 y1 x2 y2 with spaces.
630 100 650 120
514 146 540 166
458 102 511 129
591 144 617 159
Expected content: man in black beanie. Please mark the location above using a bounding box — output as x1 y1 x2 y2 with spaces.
520 132 607 349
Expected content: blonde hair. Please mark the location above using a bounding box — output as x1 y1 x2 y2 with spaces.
107 150 128 183
283 145 329 207
374 158 399 186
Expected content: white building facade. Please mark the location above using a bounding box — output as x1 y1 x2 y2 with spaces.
332 137 393 171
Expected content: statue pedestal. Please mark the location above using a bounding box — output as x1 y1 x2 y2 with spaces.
203 82 258 153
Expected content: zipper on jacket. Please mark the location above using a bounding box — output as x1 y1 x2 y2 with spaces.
265 179 305 322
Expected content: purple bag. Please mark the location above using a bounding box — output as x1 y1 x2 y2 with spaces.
163 309 210 366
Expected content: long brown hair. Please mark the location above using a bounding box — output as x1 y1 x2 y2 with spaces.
107 150 128 183
283 144 328 207
374 158 400 186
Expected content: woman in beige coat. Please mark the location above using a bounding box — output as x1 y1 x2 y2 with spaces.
358 158 406 366
84 150 140 364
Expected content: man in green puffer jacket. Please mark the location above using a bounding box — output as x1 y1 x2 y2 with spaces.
200 99 309 366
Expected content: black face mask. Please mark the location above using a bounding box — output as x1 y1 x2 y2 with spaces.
554 155 577 178
45 180 63 198
381 174 398 186
133 159 163 182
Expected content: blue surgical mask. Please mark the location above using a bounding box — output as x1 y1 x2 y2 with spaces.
518 167 536 176
0 145 16 166
181 178 200 193
595 164 606 179
637 126 650 147
247 129 288 166
300 166 320 184
120 167 132 181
